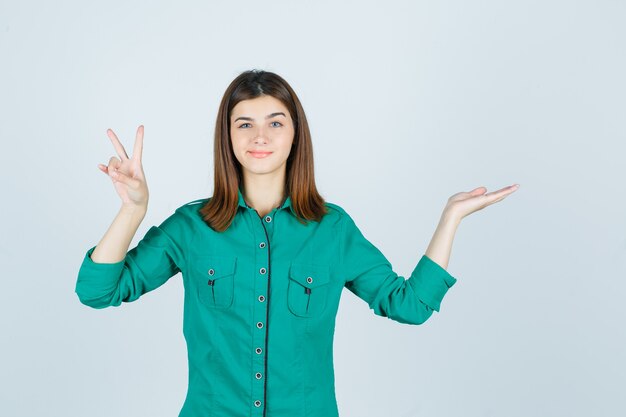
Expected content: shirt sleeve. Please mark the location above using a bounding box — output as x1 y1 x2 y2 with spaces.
339 212 457 325
74 209 189 309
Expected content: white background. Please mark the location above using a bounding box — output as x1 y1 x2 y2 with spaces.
1 0 624 416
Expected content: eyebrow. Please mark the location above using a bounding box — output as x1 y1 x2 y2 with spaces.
233 112 286 123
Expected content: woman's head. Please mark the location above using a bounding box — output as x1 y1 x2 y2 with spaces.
229 94 295 183
200 69 328 231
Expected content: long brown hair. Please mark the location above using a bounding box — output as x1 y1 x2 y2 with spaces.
199 69 328 232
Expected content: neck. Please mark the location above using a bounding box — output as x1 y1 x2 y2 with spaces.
241 173 286 215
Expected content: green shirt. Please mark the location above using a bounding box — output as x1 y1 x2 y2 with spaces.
75 188 458 417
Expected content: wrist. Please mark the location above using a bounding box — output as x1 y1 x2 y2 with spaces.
440 209 461 228
120 203 148 218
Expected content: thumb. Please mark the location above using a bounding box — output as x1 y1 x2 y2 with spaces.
110 169 141 189
470 187 487 194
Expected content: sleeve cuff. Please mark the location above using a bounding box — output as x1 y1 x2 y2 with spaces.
407 254 457 312
83 245 126 267
74 246 126 299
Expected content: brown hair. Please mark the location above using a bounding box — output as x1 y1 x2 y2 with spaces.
199 69 328 232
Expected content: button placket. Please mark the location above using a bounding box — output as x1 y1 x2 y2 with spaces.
249 207 277 416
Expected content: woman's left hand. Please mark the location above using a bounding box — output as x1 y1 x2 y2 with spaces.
444 184 520 222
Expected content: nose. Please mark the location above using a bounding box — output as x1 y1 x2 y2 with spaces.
253 136 268 145
253 129 269 144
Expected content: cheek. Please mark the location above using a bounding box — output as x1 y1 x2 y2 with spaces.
278 129 295 147
230 135 245 154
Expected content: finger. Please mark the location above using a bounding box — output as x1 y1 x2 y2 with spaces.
491 194 511 204
106 128 130 160
110 169 141 188
107 156 121 172
485 185 518 198
470 187 487 195
132 125 144 162
98 163 108 173
106 158 124 179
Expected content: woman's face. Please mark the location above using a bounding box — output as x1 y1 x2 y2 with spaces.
230 95 295 180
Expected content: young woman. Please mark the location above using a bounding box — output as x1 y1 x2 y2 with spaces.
75 69 519 417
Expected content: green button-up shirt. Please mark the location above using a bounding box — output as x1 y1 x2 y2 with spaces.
75 188 457 417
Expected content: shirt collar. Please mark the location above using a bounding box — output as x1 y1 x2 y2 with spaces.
237 187 293 214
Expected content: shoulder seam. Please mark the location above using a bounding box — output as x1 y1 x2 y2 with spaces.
184 198 207 206
324 202 347 215
172 199 208 219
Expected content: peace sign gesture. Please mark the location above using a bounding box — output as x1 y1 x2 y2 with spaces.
97 125 149 209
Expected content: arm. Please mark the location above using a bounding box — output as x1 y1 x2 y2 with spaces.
75 124 189 309
90 204 147 264
424 211 460 271
424 183 521 270
339 212 457 325
340 183 521 325
75 208 189 309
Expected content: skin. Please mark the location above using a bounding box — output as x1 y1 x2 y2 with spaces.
90 98 520 271
90 125 147 263
229 95 295 218
425 184 520 270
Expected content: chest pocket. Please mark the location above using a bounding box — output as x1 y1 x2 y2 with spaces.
194 256 237 309
287 262 331 317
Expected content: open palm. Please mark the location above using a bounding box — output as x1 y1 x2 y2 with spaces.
97 125 149 209
445 184 520 221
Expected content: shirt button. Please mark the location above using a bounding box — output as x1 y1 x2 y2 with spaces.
207 268 215 276
259 242 266 249
255 347 262 354
258 295 265 302
254 400 262 407
264 215 272 223
257 321 264 329
307 276 313 284
255 372 262 379
259 267 266 275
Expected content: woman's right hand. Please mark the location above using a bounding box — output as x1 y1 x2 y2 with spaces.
97 125 149 210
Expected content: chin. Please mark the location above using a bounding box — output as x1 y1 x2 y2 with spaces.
242 166 277 175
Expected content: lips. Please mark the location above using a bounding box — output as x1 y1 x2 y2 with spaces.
248 151 272 158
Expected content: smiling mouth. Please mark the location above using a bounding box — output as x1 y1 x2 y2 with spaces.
248 151 272 158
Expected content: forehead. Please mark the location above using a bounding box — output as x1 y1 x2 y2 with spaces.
231 95 289 118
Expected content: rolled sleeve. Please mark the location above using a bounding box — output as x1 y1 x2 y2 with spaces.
75 210 188 309
407 254 457 312
339 212 457 325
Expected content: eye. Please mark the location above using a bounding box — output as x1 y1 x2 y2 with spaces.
237 121 282 129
